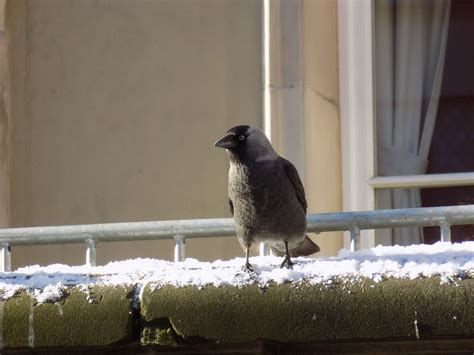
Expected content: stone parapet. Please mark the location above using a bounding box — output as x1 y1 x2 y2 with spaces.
1 278 474 352
141 278 474 344
2 286 134 349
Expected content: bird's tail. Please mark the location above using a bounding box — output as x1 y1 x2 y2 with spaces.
270 235 320 257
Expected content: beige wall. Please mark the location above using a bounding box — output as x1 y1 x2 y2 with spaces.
5 0 262 269
3 0 341 269
302 0 343 255
267 0 342 256
0 0 8 229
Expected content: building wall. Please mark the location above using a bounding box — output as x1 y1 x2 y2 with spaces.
5 0 262 269
301 0 343 255
0 0 8 229
3 0 341 269
265 0 342 256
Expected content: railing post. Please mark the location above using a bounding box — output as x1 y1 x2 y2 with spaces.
174 234 185 262
440 222 451 243
86 239 97 267
350 227 361 252
1 242 11 272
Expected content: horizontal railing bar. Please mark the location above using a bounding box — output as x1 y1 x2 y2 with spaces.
0 219 236 245
369 172 474 189
307 205 474 232
0 205 472 246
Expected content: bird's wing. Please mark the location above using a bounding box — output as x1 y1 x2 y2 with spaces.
229 198 234 216
282 158 307 213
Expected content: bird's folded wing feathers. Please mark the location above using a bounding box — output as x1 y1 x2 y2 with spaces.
282 158 307 213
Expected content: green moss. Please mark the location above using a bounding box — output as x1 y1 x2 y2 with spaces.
141 278 474 343
3 291 34 348
3 278 474 349
34 286 134 348
2 286 135 348
141 318 177 346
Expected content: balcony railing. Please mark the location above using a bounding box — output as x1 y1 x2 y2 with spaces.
0 204 473 272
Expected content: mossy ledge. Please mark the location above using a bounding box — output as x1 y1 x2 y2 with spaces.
2 286 135 348
1 278 474 350
141 277 474 344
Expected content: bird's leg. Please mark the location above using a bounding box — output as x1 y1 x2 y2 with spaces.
243 246 254 272
280 241 294 269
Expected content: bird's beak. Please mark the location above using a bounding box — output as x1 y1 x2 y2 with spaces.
214 134 237 149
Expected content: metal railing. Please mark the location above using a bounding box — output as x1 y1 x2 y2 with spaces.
0 204 473 272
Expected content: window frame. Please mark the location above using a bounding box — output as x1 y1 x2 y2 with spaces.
337 0 474 248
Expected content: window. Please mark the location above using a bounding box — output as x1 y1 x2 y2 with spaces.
339 0 474 248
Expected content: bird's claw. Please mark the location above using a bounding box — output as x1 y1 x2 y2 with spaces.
235 262 257 279
243 262 254 273
280 256 294 269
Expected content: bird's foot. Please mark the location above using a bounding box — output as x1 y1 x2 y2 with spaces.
280 256 294 269
235 262 257 279
243 261 254 273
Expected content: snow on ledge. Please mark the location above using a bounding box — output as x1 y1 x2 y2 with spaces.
1 242 474 303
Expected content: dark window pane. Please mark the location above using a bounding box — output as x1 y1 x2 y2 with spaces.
375 187 474 245
374 0 474 176
421 186 474 244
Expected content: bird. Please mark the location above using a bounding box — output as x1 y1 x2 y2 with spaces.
214 125 320 270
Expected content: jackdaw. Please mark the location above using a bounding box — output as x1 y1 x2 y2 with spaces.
214 125 320 270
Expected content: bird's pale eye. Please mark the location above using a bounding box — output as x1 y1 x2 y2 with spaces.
238 135 245 141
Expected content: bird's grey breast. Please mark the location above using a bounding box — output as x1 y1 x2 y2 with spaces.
228 159 305 241
228 162 256 223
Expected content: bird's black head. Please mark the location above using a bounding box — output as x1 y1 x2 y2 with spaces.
214 125 250 150
214 125 277 162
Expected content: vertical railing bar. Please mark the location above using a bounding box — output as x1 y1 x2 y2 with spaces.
259 242 270 257
174 234 185 262
1 242 11 272
350 227 361 252
440 222 451 243
86 238 97 267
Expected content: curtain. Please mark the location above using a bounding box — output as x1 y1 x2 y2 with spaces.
375 0 451 246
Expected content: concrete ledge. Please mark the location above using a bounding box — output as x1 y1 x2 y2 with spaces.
3 339 474 354
141 277 474 344
2 277 474 351
2 286 134 348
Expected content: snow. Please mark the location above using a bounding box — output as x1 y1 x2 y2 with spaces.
0 242 473 304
